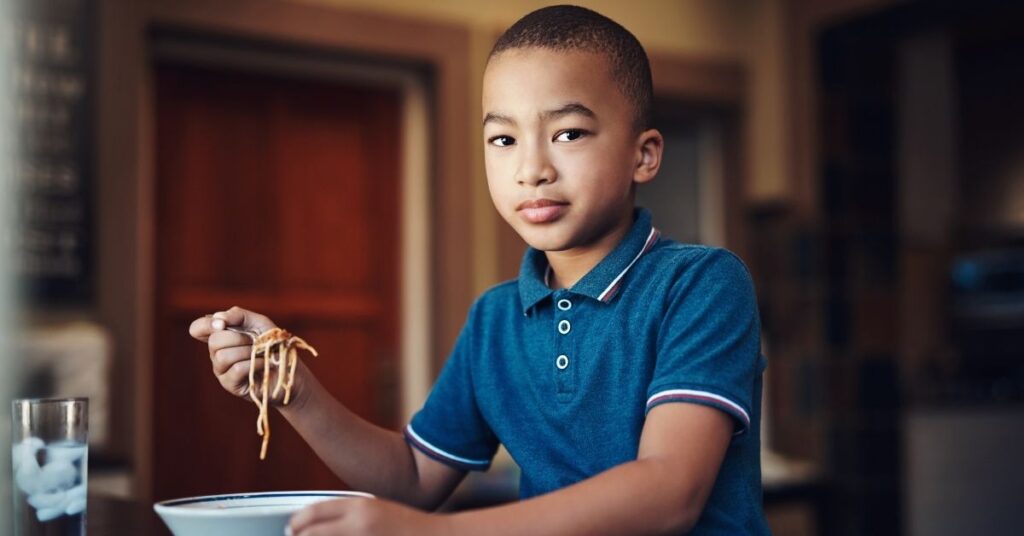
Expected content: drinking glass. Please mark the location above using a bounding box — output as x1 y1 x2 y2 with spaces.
11 398 88 536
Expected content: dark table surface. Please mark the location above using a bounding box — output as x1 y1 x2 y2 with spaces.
88 494 170 535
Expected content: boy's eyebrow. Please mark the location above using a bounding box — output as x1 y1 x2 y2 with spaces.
482 112 515 127
542 102 596 121
482 102 597 127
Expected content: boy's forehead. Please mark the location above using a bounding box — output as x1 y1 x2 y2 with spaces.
482 48 626 119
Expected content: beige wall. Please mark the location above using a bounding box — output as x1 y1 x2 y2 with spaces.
294 0 791 292
296 0 754 57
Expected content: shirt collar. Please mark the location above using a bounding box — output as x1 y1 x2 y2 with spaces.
518 207 661 314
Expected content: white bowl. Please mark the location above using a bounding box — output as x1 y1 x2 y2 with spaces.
153 490 375 536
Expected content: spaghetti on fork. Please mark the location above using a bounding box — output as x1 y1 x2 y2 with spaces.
238 327 318 459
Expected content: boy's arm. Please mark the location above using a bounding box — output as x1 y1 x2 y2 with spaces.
446 402 732 535
190 307 466 510
279 371 467 510
290 403 731 536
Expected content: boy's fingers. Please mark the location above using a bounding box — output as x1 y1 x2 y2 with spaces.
289 500 350 534
210 308 240 329
222 357 263 395
212 306 276 333
211 346 252 376
208 330 255 354
294 522 344 536
188 316 214 342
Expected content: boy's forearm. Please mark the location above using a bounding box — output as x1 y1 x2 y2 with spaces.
276 374 430 507
446 458 700 536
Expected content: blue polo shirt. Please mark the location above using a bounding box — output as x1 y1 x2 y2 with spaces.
406 208 769 534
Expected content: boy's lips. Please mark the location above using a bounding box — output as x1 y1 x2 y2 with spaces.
516 199 569 224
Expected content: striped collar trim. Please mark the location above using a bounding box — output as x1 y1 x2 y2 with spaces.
596 227 660 303
518 208 661 312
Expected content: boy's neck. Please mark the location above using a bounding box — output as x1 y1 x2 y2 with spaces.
544 209 634 290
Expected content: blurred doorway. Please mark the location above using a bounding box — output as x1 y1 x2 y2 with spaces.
151 49 411 498
638 103 731 248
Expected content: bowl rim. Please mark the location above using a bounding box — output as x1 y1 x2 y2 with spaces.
153 490 374 517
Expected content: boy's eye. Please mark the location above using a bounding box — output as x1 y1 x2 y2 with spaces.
554 129 587 142
489 135 516 147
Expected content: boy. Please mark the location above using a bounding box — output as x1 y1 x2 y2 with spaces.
190 5 769 535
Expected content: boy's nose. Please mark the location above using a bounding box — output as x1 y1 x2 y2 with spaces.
515 147 557 187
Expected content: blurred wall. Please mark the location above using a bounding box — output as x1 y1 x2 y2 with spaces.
294 0 792 292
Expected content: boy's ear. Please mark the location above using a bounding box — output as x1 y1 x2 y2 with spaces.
633 128 664 185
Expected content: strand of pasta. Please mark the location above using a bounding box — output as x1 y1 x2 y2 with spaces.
245 328 318 459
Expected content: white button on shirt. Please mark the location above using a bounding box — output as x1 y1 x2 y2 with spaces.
557 299 572 311
556 354 569 369
557 319 571 334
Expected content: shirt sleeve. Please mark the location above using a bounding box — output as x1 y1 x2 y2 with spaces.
646 248 764 436
406 302 499 471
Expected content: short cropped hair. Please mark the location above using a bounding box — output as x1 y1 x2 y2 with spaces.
489 5 653 133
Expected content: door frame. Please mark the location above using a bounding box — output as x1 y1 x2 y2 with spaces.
150 31 435 435
98 0 473 500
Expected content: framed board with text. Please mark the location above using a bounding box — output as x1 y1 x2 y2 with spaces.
10 0 96 306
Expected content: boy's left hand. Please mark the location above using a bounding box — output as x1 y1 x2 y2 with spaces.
288 497 449 536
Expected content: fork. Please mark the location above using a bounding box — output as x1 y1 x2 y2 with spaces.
225 325 260 341
206 314 261 341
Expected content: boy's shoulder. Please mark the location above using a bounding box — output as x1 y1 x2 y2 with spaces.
645 240 752 279
647 239 716 259
638 240 757 304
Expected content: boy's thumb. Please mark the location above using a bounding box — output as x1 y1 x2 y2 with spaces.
211 306 275 333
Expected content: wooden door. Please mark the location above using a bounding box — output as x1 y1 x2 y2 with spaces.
152 63 401 499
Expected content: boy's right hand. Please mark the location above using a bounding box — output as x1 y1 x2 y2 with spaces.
188 306 298 404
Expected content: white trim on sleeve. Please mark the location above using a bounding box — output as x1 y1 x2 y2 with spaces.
646 389 751 429
404 425 490 466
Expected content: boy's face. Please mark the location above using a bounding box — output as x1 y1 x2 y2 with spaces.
482 48 660 253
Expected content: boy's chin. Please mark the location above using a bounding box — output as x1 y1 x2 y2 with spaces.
505 215 586 252
518 228 577 252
